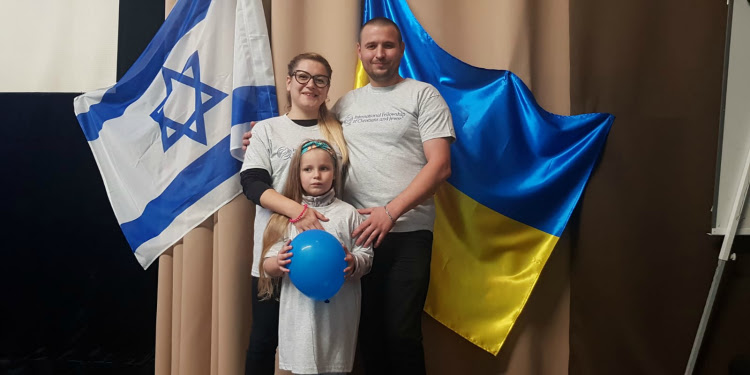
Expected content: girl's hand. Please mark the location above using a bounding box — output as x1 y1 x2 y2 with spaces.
343 245 355 280
292 207 329 232
276 240 293 273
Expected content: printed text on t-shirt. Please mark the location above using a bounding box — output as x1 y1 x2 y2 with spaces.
342 112 406 125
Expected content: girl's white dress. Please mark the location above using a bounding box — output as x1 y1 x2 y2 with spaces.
266 189 373 374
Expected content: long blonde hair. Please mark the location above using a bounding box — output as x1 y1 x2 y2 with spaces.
286 53 349 166
257 139 344 300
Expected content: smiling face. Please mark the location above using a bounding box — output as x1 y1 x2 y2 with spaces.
357 23 405 87
299 148 335 197
286 59 330 118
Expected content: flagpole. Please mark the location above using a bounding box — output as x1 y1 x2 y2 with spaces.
684 137 750 374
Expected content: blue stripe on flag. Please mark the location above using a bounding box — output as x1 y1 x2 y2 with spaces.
79 0 213 142
231 85 278 126
364 0 613 237
120 135 240 251
442 72 613 236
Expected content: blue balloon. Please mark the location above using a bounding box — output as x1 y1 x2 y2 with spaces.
287 229 347 301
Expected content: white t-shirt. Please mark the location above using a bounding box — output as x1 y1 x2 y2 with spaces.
332 78 455 232
240 115 324 277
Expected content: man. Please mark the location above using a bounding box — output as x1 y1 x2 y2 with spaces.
334 17 453 374
243 17 454 374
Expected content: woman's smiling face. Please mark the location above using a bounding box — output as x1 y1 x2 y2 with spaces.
286 59 330 116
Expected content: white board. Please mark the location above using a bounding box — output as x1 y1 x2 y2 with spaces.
713 0 750 235
0 0 119 93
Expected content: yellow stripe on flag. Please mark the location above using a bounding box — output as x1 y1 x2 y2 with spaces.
354 56 558 355
354 59 369 89
425 183 559 355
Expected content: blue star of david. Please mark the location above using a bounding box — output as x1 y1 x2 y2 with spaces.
150 51 228 152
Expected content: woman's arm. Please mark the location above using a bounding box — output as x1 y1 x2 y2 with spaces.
240 135 329 231
241 123 328 230
259 189 328 231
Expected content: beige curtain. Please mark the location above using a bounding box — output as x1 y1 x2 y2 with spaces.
156 1 571 374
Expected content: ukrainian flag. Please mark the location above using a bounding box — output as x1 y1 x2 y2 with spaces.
356 0 614 354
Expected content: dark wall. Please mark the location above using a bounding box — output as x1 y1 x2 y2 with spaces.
0 2 163 374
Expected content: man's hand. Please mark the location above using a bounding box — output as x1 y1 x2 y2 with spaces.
352 206 394 248
291 207 329 232
241 121 257 151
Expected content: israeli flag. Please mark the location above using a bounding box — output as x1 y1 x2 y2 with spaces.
74 0 277 268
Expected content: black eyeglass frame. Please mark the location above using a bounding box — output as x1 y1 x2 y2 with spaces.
291 70 331 88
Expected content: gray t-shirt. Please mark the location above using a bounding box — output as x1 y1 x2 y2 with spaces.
266 190 373 374
240 115 325 277
333 78 455 232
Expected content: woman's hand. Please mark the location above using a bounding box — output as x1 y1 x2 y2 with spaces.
291 207 328 232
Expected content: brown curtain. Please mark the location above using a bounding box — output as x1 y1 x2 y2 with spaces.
153 0 749 374
567 0 749 374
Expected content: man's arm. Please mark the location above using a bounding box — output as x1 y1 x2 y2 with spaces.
353 137 452 247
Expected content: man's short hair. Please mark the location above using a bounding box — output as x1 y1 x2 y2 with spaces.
359 17 403 43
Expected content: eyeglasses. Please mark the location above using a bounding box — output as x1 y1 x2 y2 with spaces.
291 70 330 88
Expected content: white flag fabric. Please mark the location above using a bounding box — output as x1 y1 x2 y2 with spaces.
74 0 277 268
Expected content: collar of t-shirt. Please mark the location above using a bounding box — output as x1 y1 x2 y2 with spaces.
290 118 318 127
302 188 336 207
367 77 409 93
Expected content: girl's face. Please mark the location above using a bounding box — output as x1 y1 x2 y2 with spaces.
286 59 330 116
299 148 335 197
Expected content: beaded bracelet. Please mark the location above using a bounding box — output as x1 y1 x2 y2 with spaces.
289 204 308 223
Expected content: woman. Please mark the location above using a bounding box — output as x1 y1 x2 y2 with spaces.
240 52 348 374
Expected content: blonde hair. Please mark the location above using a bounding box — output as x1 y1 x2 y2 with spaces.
257 139 344 300
286 52 349 166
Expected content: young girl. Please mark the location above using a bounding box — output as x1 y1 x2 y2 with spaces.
260 139 373 375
